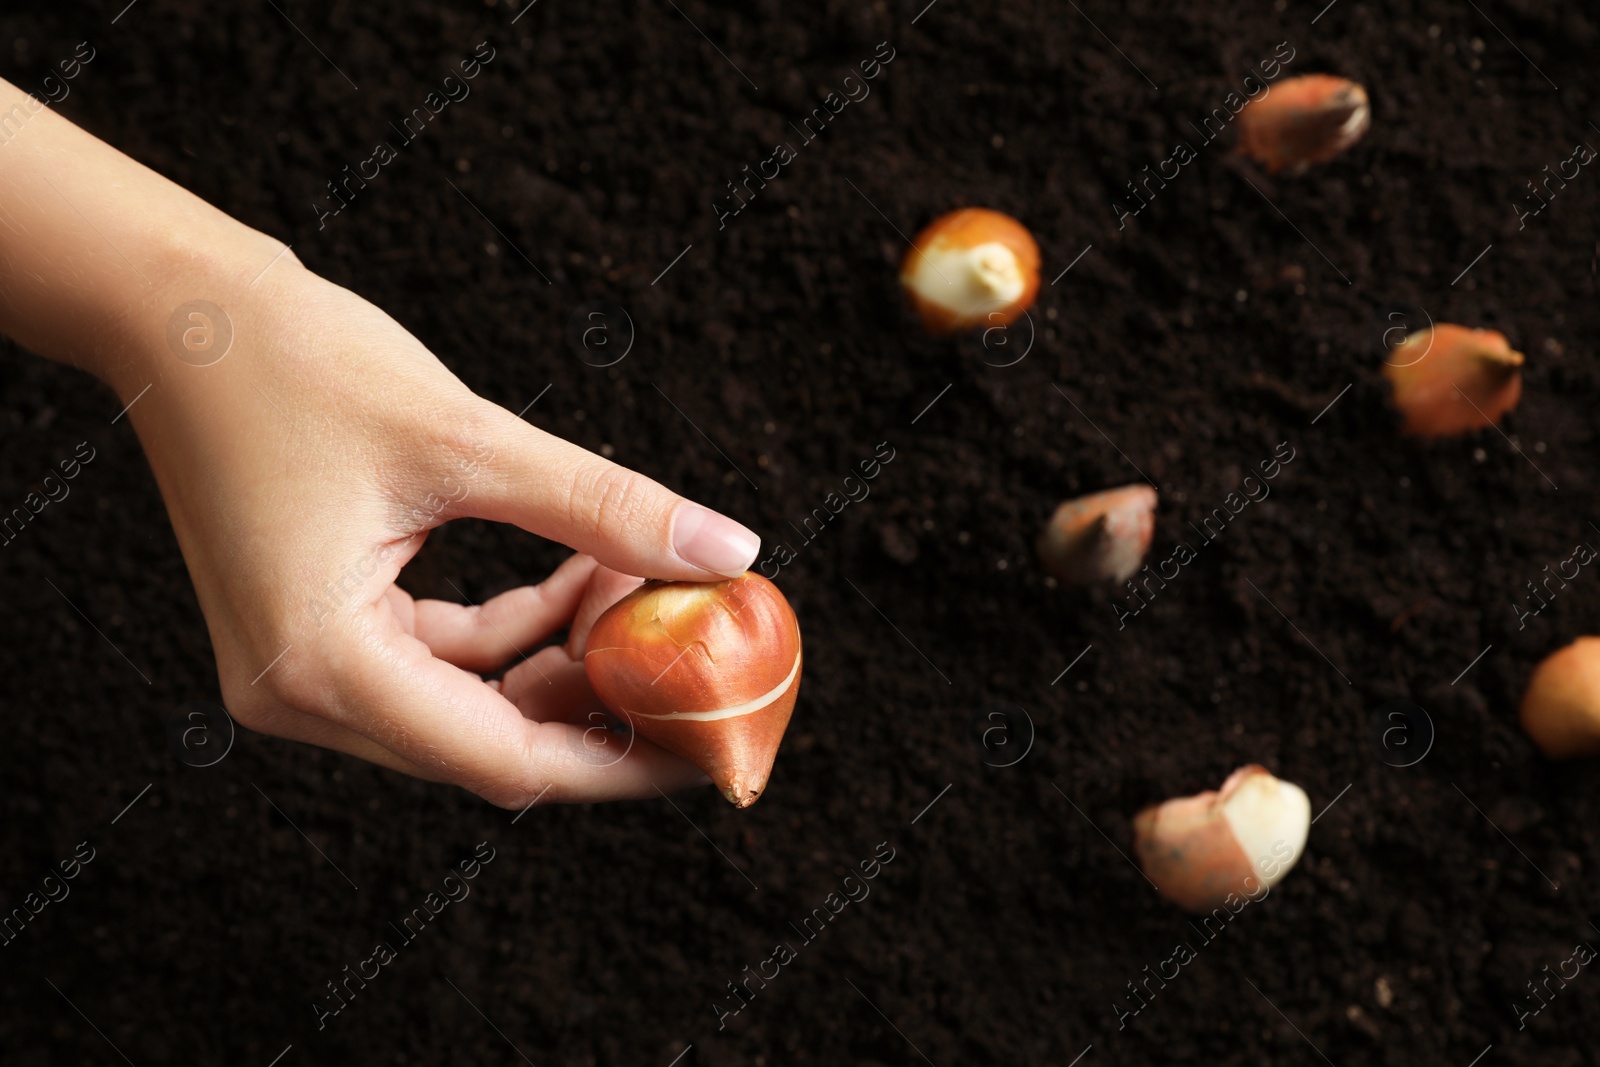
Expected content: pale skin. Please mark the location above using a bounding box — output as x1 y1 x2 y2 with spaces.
0 77 763 806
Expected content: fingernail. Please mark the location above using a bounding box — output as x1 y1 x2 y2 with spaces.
672 503 760 577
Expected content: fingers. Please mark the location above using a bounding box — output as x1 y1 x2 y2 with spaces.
226 696 440 782
395 553 597 673
565 565 644 658
497 645 598 722
458 406 760 582
479 645 665 786
331 623 709 807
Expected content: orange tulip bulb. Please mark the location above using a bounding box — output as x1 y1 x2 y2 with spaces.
1383 324 1524 438
1237 74 1370 173
900 208 1040 333
1520 637 1600 760
584 572 802 808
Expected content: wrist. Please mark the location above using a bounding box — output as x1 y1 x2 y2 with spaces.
0 78 304 395
92 221 307 400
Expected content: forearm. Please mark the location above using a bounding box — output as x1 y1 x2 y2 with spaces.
0 76 289 395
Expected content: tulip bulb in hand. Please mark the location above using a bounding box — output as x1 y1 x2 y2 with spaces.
1132 765 1309 912
584 572 802 808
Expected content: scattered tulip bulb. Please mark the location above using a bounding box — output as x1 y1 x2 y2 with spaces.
583 571 802 808
1132 765 1310 913
1519 638 1600 759
1036 484 1157 585
1236 74 1371 173
1383 324 1524 438
900 208 1040 333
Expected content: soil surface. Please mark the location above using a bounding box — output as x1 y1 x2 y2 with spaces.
3 1 1600 1064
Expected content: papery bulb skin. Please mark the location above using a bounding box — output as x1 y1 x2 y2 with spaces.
584 572 802 807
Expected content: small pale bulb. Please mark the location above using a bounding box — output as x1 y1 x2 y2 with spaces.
1036 484 1157 585
1133 765 1311 913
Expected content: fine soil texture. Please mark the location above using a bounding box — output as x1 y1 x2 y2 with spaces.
4 1 1600 1064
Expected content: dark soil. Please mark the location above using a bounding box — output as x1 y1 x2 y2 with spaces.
4 0 1600 1063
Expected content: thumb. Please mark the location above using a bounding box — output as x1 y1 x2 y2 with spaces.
455 403 761 581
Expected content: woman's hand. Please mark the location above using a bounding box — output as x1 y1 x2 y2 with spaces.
0 75 755 806
121 260 758 806
0 76 759 805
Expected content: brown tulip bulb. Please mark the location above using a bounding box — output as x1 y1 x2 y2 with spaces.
1383 324 1524 438
1037 484 1157 585
900 208 1040 333
1520 637 1600 759
584 571 802 808
1236 74 1371 173
1133 765 1311 913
